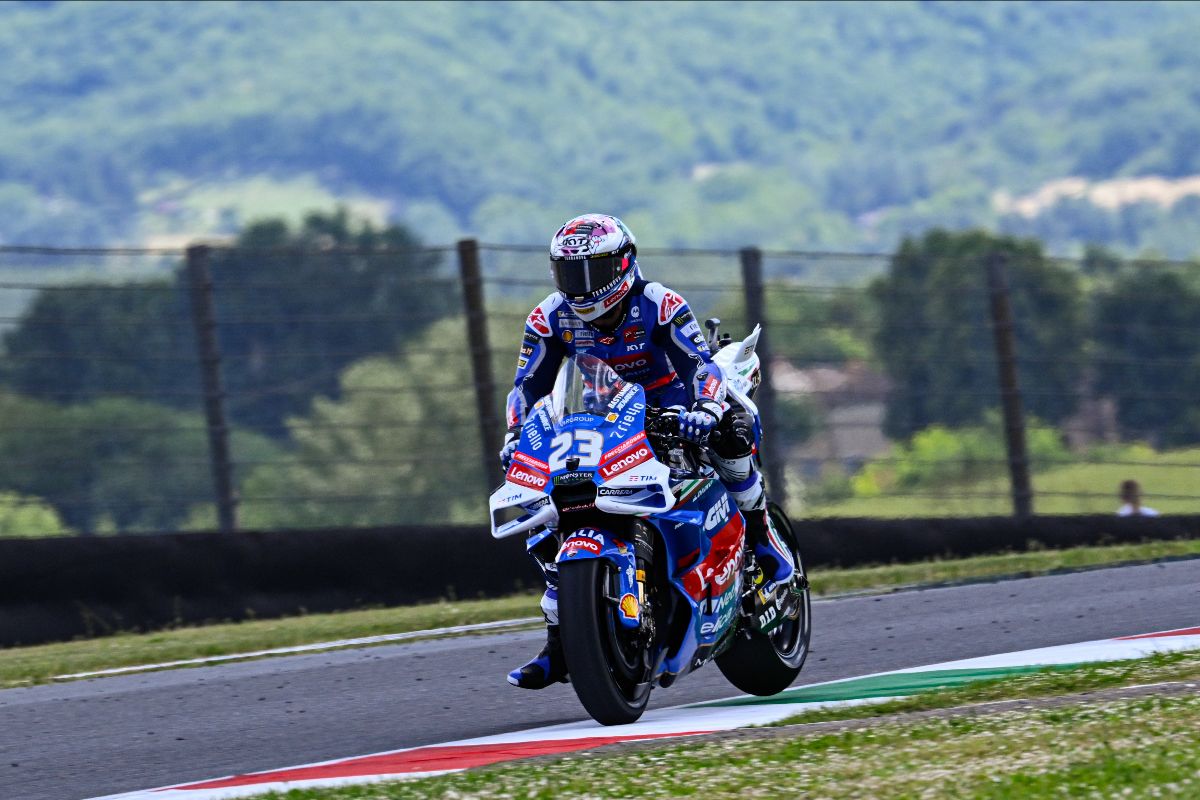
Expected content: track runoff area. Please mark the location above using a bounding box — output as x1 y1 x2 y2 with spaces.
92 625 1200 800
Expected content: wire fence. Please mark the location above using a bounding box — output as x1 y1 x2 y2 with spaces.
0 239 1197 536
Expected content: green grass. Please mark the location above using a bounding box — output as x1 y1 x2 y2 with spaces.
1 536 1196 689
809 447 1200 517
263 692 1200 799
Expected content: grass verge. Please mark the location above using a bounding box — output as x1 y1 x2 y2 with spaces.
1 536 1196 689
263 652 1200 799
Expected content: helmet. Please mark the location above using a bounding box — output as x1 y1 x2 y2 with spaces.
549 213 639 322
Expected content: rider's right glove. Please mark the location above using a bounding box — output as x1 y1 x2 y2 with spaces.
498 427 521 469
678 400 723 444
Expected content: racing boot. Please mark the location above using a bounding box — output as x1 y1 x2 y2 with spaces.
507 624 568 689
745 508 795 585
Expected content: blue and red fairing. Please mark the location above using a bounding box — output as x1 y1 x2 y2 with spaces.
505 278 726 428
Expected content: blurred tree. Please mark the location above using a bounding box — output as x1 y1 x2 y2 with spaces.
0 492 72 538
1 209 452 435
236 314 499 528
872 230 1086 440
1093 268 1200 445
0 392 278 532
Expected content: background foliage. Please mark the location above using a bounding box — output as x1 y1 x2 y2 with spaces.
2 2 1200 256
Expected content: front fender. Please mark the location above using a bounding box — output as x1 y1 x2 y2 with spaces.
557 527 641 629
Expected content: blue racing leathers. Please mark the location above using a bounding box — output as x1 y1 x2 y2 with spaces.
505 280 725 428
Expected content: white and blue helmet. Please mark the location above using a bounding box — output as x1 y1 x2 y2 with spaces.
549 213 639 321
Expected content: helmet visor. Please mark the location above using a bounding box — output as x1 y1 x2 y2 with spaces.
551 254 625 299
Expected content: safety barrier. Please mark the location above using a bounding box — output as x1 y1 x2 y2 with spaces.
3 515 1198 647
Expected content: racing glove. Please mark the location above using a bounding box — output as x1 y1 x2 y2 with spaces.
677 400 723 444
498 427 521 468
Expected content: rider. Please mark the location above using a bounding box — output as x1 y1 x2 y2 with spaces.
500 213 795 690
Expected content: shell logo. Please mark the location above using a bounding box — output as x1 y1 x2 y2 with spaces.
619 593 640 620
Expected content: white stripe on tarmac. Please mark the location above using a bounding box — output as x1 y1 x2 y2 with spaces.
52 617 542 681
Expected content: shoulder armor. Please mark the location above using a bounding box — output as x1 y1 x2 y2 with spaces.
526 293 564 338
641 282 688 325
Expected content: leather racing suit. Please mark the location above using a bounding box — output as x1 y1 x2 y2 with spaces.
505 279 784 631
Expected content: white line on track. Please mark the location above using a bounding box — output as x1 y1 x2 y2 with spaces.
52 617 542 682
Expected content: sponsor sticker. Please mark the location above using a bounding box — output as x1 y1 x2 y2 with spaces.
670 310 694 328
605 412 619 422
523 331 540 346
506 462 548 490
520 345 534 356
599 335 616 345
619 593 640 620
659 291 685 325
563 537 601 554
517 357 528 369
600 444 651 479
527 307 552 336
623 324 645 343
563 330 574 343
513 451 550 472
602 430 647 462
680 320 701 337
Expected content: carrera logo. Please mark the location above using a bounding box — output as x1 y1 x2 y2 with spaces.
513 451 549 472
527 307 551 337
506 462 548 490
563 537 601 554
659 291 684 324
600 445 651 479
602 430 647 462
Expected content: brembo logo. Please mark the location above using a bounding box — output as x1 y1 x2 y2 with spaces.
506 462 548 490
600 445 651 480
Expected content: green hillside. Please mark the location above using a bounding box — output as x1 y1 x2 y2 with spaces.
2 1 1200 254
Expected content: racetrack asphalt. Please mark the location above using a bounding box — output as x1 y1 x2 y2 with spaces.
3 559 1199 800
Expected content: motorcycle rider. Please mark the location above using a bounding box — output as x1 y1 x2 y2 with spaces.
501 213 795 690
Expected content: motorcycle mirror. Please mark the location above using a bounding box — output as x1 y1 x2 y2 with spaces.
705 317 721 348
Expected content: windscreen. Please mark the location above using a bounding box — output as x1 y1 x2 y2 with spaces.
548 353 628 426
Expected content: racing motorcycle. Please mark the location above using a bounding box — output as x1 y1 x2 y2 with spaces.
490 320 811 725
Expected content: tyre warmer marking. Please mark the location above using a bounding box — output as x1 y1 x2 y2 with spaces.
89 626 1200 800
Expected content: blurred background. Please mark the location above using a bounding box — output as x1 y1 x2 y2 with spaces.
1 0 1198 536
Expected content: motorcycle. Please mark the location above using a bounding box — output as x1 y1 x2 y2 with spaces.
490 320 811 725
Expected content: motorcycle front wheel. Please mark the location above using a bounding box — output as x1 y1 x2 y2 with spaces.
558 558 653 725
715 502 812 696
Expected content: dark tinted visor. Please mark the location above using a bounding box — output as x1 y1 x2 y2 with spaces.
551 254 624 298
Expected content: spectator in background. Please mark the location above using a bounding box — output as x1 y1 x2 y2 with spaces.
1117 479 1160 516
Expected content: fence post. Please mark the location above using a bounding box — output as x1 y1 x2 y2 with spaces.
739 246 788 508
186 245 238 533
985 251 1034 518
457 239 504 492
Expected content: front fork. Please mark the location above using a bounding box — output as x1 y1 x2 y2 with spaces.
740 540 806 635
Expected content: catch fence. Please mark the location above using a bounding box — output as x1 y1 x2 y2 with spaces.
0 240 1196 536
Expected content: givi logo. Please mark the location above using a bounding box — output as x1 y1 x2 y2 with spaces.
600 445 651 480
506 462 548 490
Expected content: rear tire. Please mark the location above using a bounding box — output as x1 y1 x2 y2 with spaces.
716 504 811 696
558 558 653 725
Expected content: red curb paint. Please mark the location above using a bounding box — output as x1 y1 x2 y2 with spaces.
1117 626 1200 640
165 732 714 790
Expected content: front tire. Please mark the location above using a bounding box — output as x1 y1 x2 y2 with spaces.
716 503 812 696
558 558 653 725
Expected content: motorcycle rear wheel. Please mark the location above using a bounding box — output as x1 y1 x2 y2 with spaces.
715 503 812 696
559 558 653 725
